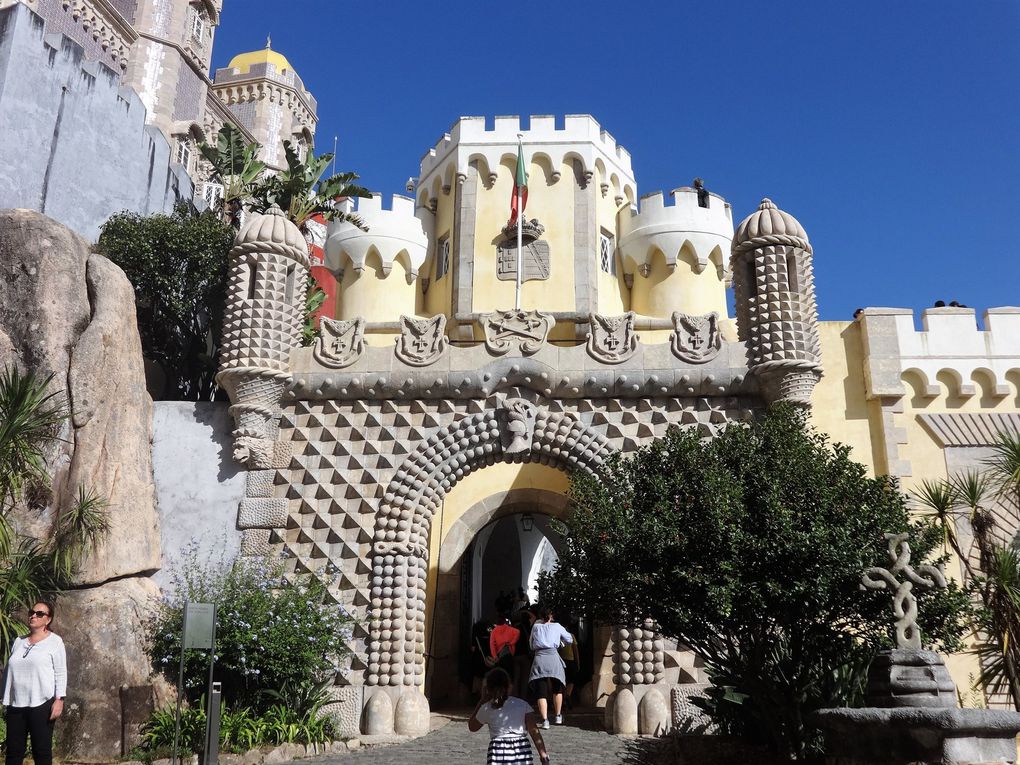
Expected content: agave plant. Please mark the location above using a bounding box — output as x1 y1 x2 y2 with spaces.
250 140 372 233
0 366 110 649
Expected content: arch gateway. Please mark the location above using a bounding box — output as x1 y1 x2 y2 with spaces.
217 116 1020 736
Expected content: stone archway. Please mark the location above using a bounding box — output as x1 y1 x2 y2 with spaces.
361 398 614 732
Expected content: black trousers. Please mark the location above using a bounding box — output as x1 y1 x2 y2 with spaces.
5 700 55 765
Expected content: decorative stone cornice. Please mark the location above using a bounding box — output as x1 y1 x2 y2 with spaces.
60 0 137 69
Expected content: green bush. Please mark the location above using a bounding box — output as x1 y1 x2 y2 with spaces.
146 547 353 713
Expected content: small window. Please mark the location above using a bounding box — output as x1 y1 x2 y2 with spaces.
285 265 297 303
435 235 450 280
246 262 257 301
175 138 191 169
745 260 757 298
201 182 223 208
599 231 616 275
786 252 800 293
191 11 206 43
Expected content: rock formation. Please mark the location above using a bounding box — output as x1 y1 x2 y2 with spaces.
0 208 161 760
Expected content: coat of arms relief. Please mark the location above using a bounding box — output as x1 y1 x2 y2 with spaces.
395 314 448 366
671 311 722 363
481 309 554 355
587 312 639 364
313 316 366 368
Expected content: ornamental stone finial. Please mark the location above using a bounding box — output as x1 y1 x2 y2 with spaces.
861 532 947 649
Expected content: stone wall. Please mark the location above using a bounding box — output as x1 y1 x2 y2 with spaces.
151 401 246 588
0 3 194 242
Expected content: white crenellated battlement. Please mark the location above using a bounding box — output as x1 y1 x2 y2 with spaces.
324 193 433 279
860 306 1020 400
618 187 734 275
417 114 636 201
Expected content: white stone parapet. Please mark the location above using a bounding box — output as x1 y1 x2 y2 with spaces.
417 115 636 199
860 306 1020 400
324 194 432 279
618 187 733 275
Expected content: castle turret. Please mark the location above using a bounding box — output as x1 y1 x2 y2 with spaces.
731 198 821 406
323 194 432 323
218 206 308 464
618 186 733 320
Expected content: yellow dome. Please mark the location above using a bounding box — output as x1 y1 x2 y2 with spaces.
227 43 293 75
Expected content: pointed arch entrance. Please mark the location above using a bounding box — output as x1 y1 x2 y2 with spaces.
361 398 614 732
427 486 573 706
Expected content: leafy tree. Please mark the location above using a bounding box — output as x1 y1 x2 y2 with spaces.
97 206 235 401
250 141 371 233
197 123 267 228
542 405 968 761
0 367 109 648
914 432 1020 710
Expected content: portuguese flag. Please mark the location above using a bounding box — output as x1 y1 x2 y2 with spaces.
509 139 528 227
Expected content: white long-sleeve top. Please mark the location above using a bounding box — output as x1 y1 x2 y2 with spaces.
3 633 67 708
529 621 573 651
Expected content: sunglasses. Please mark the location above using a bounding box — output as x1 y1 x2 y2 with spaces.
27 610 50 618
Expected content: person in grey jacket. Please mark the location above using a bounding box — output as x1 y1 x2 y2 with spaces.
2 601 67 765
528 606 572 729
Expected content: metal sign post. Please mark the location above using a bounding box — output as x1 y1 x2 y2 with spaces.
205 682 222 765
172 603 216 765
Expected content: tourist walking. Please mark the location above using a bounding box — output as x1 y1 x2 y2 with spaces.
2 601 67 765
528 606 572 729
469 668 550 765
489 614 520 676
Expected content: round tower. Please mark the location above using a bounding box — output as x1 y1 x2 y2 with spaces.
324 194 431 323
218 206 309 463
731 198 821 406
618 187 733 320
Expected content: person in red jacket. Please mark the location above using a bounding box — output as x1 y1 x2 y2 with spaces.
489 613 520 675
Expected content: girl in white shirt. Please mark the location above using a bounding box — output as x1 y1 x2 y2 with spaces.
469 668 550 765
528 607 573 728
2 601 67 765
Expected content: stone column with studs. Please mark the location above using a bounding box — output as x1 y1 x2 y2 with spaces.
218 206 308 471
730 198 822 407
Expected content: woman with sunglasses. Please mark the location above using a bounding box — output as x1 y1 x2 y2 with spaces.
2 602 67 765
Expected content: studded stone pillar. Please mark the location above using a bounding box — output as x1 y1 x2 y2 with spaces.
608 620 670 735
218 206 309 466
730 199 822 407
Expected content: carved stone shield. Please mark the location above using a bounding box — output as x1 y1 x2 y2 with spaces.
395 314 448 366
671 311 721 364
481 310 554 356
587 312 638 364
314 316 365 368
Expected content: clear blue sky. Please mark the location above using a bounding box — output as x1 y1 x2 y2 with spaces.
212 1 1019 321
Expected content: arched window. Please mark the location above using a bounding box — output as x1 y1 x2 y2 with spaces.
285 264 297 303
745 259 757 298
245 261 257 301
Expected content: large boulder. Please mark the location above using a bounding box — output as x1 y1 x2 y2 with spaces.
0 208 163 759
54 577 161 761
0 208 160 581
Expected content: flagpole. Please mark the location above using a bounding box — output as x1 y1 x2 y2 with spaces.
515 133 523 311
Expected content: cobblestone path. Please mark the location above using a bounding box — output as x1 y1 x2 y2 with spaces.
306 711 671 765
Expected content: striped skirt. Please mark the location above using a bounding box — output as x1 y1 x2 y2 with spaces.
487 735 534 764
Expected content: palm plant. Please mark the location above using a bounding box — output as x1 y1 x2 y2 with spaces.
913 434 1020 710
198 123 267 228
0 366 110 649
970 545 1020 710
250 141 372 233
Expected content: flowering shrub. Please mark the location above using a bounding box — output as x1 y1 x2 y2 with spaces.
147 546 353 712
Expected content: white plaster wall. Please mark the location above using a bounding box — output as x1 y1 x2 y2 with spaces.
151 402 245 588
